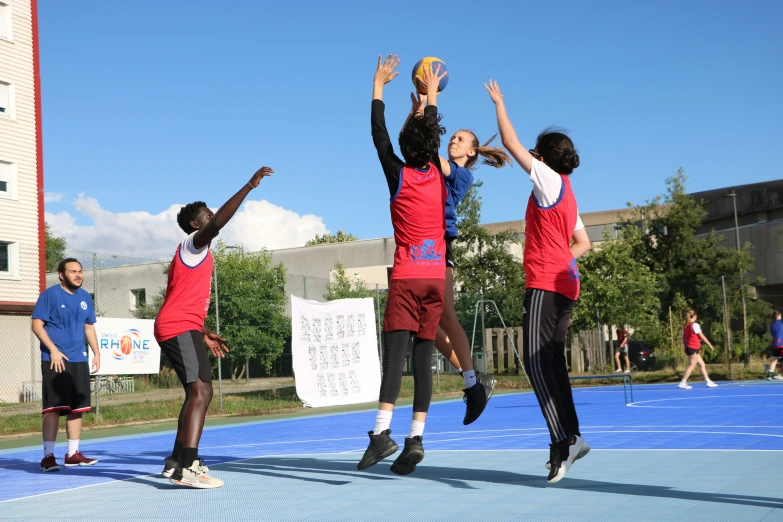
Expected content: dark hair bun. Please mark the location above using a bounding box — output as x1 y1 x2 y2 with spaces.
565 154 580 170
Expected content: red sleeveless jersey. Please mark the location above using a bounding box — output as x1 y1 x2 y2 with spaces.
524 175 581 300
683 323 701 349
154 244 214 342
390 163 446 279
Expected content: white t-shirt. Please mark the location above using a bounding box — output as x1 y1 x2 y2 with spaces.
179 232 210 268
530 159 585 232
691 323 702 335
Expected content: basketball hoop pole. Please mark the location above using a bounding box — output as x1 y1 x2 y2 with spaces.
470 299 528 383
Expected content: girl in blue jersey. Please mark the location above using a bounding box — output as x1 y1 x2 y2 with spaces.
410 91 512 425
768 311 783 380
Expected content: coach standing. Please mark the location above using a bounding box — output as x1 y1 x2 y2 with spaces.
32 258 100 472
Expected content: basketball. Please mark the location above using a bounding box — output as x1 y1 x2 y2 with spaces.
412 57 448 95
120 335 133 356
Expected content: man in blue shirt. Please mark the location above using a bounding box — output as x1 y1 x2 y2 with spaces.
768 311 783 381
32 258 100 472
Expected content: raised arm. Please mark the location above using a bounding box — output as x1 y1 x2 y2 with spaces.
422 64 447 172
192 167 274 250
371 55 406 197
485 80 534 174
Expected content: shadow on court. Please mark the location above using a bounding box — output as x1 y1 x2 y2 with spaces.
216 456 783 510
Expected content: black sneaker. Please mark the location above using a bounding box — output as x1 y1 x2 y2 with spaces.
390 436 424 475
463 380 487 425
161 455 178 478
546 441 569 484
357 429 398 470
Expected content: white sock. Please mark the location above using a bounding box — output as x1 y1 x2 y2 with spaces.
462 370 477 388
43 441 55 457
373 410 392 435
409 420 425 438
67 439 79 457
680 379 687 384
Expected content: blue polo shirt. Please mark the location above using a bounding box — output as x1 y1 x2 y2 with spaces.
32 285 96 362
444 161 474 239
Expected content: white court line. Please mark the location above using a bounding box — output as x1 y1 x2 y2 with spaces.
629 393 782 407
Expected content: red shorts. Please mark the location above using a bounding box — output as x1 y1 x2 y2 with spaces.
383 277 445 340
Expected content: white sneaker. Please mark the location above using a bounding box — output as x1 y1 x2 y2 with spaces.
169 459 223 489
678 382 692 390
614 369 622 373
773 374 783 381
568 435 590 465
623 369 631 374
706 381 718 388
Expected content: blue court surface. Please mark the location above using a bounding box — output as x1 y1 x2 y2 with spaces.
1 380 782 521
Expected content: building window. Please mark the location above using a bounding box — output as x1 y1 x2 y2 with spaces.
0 2 11 42
0 80 13 118
130 288 146 309
0 240 19 279
0 160 17 200
0 242 8 272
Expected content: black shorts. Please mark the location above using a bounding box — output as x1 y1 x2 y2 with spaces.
684 348 700 356
158 330 212 386
41 361 92 415
770 347 783 359
445 237 456 269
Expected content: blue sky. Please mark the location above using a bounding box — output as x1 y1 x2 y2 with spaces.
38 0 783 257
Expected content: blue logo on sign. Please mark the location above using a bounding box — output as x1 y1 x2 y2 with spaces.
411 240 442 262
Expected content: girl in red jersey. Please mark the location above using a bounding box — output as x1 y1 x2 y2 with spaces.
155 166 274 488
486 79 592 484
357 55 447 476
679 309 717 389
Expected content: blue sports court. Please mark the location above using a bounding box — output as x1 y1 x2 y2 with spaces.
0 380 781 521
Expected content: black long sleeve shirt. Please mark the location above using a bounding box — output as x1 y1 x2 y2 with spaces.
371 99 441 198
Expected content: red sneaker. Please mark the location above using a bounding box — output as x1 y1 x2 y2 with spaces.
41 454 60 472
64 451 98 467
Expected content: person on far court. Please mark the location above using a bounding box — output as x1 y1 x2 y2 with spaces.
485 79 592 484
408 87 511 424
614 327 630 374
678 309 718 389
32 258 101 472
155 166 274 488
357 55 447 476
766 311 783 380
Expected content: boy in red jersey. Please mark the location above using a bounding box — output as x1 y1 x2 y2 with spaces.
486 80 592 484
357 55 447 475
155 166 274 488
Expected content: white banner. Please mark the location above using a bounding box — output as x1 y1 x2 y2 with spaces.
90 318 161 375
291 296 381 408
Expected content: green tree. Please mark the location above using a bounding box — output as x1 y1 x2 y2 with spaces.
306 230 358 246
325 262 376 300
204 244 290 381
621 169 769 361
453 179 526 332
44 223 67 272
572 227 661 343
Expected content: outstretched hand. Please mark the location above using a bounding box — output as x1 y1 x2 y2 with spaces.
484 79 504 104
204 331 229 358
422 63 447 96
248 166 274 188
374 55 400 85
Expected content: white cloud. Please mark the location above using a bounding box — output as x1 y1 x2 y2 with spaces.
44 192 64 203
46 193 329 259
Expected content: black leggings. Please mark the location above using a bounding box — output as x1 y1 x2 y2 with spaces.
522 289 580 444
378 330 434 413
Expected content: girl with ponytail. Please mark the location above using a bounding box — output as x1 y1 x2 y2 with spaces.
409 90 512 426
679 309 717 389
